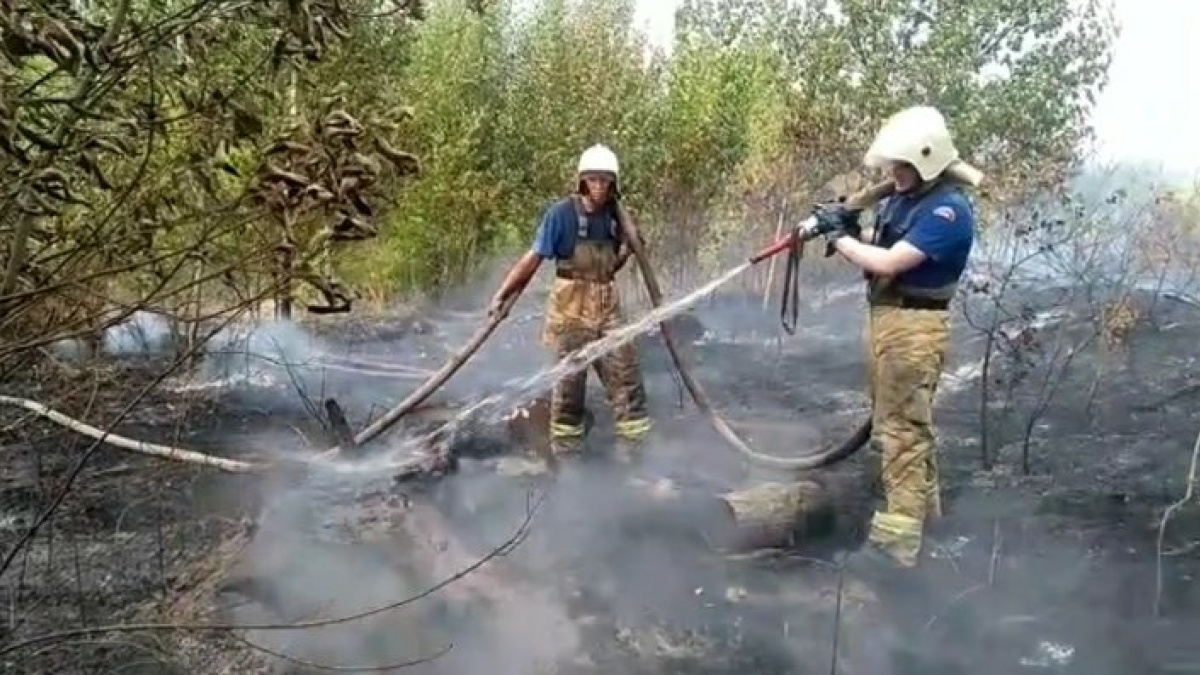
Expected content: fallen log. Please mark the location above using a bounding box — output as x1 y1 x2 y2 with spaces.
616 474 844 553
0 394 263 473
715 480 837 551
502 393 551 458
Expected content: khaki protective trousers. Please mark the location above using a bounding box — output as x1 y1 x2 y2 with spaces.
541 277 652 449
864 305 950 566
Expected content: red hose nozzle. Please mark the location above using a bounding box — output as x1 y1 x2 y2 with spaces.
747 215 819 264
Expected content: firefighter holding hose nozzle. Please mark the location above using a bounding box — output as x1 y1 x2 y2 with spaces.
488 144 653 458
807 106 978 578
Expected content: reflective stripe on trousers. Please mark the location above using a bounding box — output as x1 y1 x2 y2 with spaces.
542 223 652 447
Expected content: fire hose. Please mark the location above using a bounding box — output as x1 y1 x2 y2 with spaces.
613 200 872 470
323 183 892 467
317 293 521 458
607 178 904 471
327 165 979 469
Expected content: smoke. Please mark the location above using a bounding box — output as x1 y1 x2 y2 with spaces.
90 187 1196 673
48 310 175 361
103 310 174 355
195 250 876 672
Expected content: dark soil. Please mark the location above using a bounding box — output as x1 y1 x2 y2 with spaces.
2 280 1199 674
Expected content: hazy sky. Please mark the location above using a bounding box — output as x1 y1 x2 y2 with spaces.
630 0 1200 177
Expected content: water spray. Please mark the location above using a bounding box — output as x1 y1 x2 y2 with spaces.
611 178 902 472
321 164 985 471
317 180 895 469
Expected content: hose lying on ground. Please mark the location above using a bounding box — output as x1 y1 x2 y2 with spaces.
612 178 905 470
615 206 870 470
317 294 522 459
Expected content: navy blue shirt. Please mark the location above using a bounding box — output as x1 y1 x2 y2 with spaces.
876 185 975 289
531 197 621 260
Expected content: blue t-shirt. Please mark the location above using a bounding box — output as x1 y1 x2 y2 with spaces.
876 184 975 289
531 197 621 260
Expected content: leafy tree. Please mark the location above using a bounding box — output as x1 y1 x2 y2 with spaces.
0 0 423 368
781 0 1119 191
0 0 1122 345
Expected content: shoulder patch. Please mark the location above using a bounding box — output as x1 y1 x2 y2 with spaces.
932 205 956 222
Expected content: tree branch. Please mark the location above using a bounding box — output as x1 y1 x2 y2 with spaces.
0 395 263 473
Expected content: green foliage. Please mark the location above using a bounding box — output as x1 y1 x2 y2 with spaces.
352 0 1117 296
1 0 1121 336
781 0 1119 188
0 0 422 350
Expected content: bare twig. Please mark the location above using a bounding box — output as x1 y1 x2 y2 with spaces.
0 491 544 656
231 633 452 672
1154 423 1200 616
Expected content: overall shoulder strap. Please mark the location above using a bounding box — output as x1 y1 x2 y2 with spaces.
569 195 588 239
607 201 623 241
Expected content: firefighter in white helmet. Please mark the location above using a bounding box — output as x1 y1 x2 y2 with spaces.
489 144 653 458
808 106 980 576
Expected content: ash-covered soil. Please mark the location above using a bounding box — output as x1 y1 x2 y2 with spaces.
2 278 1199 674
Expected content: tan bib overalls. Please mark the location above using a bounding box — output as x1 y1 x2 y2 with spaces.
540 196 652 451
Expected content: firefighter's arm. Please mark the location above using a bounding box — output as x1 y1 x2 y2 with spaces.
489 206 561 316
488 251 541 318
834 200 967 276
831 237 926 277
498 251 542 298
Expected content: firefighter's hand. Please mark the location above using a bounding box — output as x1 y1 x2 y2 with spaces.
811 202 862 238
614 247 633 272
487 292 510 319
822 221 861 245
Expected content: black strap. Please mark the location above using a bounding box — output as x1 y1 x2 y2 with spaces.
779 235 803 334
872 293 950 310
570 194 620 241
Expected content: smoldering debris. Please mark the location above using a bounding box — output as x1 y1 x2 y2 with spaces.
216 440 864 675
207 279 1200 674
15 265 1195 675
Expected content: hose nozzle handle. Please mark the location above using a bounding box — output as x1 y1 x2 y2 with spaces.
747 215 819 265
793 213 821 242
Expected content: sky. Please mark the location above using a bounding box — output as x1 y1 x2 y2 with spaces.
630 0 1200 178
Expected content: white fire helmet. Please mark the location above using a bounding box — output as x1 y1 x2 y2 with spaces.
577 143 620 176
863 106 959 182
576 143 620 195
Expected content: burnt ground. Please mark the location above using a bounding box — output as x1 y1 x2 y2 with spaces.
2 275 1200 674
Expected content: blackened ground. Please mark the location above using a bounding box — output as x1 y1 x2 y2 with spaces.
1 281 1199 674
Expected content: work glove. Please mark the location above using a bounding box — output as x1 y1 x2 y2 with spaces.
808 200 862 257
811 201 862 245
811 201 862 237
